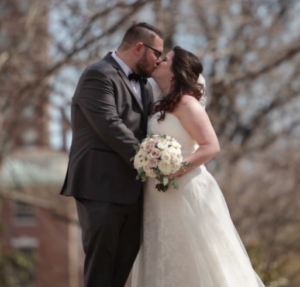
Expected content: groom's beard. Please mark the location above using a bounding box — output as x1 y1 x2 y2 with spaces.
136 50 153 78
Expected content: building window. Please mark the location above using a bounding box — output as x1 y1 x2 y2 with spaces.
14 201 36 225
22 129 38 147
22 105 35 119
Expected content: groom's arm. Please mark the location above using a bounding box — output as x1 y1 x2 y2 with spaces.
75 69 139 169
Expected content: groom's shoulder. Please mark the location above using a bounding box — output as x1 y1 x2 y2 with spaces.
87 54 114 72
81 53 117 78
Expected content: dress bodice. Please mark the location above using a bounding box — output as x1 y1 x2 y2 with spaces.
147 112 198 158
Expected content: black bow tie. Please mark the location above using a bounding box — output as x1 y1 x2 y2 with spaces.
128 73 147 84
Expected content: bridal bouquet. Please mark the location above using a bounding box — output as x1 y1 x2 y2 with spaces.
131 134 191 192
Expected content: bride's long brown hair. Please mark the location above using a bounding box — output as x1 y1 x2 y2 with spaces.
151 46 205 121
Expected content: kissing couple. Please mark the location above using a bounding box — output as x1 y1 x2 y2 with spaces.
61 22 266 287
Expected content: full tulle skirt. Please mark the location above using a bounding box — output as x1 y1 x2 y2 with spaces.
131 165 265 287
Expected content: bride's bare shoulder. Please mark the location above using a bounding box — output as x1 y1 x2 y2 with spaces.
173 95 204 117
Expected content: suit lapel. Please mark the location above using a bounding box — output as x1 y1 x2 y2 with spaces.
139 80 149 120
117 70 144 113
104 53 144 115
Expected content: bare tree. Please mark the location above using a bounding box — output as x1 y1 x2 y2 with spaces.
0 0 152 165
0 1 153 285
1 0 300 285
167 0 300 285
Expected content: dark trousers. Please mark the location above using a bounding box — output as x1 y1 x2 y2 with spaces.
75 194 142 287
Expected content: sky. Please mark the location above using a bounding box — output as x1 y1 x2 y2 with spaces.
48 0 300 150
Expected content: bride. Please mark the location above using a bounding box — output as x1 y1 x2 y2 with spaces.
131 46 265 287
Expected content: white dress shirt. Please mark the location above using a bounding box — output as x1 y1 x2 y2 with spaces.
111 51 142 100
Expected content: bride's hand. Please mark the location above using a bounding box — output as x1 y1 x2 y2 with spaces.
168 171 182 181
168 162 193 180
156 172 181 183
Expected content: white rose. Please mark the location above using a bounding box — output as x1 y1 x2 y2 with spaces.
158 161 173 175
151 135 161 143
168 147 180 159
146 169 157 178
157 139 168 150
175 153 183 161
167 146 177 153
172 152 183 162
137 148 147 158
171 141 181 149
171 163 181 173
134 154 144 169
140 141 147 148
143 162 151 172
161 150 172 162
171 157 181 165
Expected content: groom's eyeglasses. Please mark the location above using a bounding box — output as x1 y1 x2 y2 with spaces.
142 43 162 60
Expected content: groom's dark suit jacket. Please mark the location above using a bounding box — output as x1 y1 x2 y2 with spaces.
60 53 154 204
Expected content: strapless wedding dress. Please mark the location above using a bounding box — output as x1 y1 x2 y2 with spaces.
131 112 265 287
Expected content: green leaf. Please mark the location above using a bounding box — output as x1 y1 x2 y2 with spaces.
137 167 144 175
163 176 169 186
130 156 134 162
182 161 193 167
154 169 161 176
171 180 179 189
155 183 168 192
133 145 140 152
140 173 147 182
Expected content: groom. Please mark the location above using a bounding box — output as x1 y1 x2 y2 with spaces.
60 22 164 287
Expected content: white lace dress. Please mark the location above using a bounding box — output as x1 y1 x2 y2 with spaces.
131 111 265 287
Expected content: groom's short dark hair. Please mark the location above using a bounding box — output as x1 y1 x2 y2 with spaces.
119 22 163 50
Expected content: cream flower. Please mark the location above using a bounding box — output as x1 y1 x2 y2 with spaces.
158 161 173 175
167 146 177 153
143 162 151 173
137 148 147 157
161 150 172 162
134 154 144 169
157 139 169 150
172 157 182 165
176 153 183 161
171 141 181 149
171 163 181 173
146 169 157 178
151 135 161 143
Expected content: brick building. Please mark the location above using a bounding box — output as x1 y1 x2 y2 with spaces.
0 1 83 286
0 149 83 287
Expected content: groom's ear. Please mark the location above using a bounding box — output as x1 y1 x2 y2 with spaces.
133 42 144 56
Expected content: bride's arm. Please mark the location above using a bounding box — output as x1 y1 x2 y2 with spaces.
171 95 220 178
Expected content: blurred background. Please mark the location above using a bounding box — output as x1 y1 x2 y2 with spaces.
0 0 300 286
